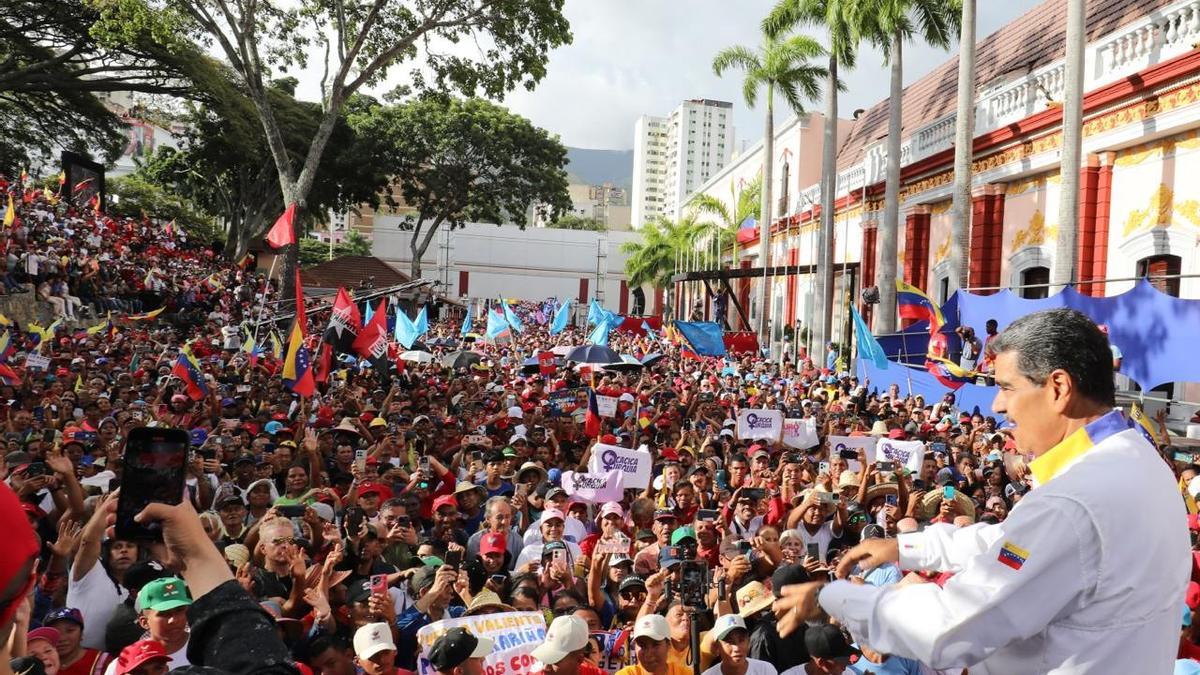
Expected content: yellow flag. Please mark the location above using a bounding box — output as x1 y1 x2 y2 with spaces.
74 374 83 393
1181 477 1198 515
3 194 14 227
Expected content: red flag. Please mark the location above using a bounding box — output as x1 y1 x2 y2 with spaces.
584 388 601 438
314 343 333 383
324 287 362 354
266 203 297 248
538 351 556 376
352 297 388 360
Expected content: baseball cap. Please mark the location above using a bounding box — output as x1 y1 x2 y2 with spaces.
433 495 459 513
658 546 682 569
480 531 507 555
632 614 670 641
710 614 748 642
114 640 170 675
354 622 397 660
43 607 84 628
598 502 624 521
123 560 171 594
538 508 565 525
653 508 677 522
670 526 696 545
618 576 647 594
804 624 855 659
860 524 886 541
137 577 192 613
531 615 590 665
26 626 59 646
428 627 494 671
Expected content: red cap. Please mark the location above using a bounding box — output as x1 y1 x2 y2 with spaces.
480 531 507 555
659 448 680 462
357 482 392 501
887 428 907 440
432 494 458 513
115 640 170 675
600 434 618 445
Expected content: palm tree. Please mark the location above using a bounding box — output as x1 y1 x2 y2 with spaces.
622 216 708 318
713 34 828 348
687 174 762 267
764 0 857 352
858 0 960 333
1053 0 1085 291
949 0 976 292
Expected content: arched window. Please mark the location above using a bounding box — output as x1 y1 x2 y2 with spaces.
1137 254 1181 297
1020 266 1049 299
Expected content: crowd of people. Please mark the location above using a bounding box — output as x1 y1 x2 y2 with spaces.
1 183 1199 675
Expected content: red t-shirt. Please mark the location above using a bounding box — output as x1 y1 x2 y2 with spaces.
58 648 109 675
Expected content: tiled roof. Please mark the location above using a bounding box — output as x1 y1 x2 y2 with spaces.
299 255 410 290
836 0 1170 170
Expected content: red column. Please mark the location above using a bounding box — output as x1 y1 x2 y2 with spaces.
860 223 877 328
578 278 589 304
903 211 920 285
1092 152 1115 297
968 188 990 292
785 247 798 327
458 270 469 297
618 280 629 314
986 187 1006 290
653 289 663 316
1076 154 1101 295
738 260 751 330
917 211 932 290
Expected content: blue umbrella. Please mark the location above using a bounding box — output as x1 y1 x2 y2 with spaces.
566 344 620 364
640 353 666 368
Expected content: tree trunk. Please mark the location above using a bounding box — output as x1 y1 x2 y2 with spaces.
409 216 445 282
758 88 775 350
814 56 838 354
1053 0 1085 291
950 0 977 293
876 32 904 334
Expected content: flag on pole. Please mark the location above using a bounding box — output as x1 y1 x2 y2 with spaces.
266 203 297 248
394 304 419 349
269 331 283 360
323 288 362 354
502 300 524 333
414 306 429 336
851 305 888 370
486 309 511 341
1129 402 1163 447
895 280 945 332
460 301 473 337
353 298 390 363
584 388 602 438
172 343 209 400
125 307 165 322
3 194 14 227
550 299 572 335
282 269 315 396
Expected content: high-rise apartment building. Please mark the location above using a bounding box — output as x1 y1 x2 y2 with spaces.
631 99 734 229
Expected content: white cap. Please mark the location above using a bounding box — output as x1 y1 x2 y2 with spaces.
618 393 635 403
354 622 396 660
711 614 748 641
509 434 528 444
507 405 524 419
632 614 670 641
538 508 565 525
531 615 589 665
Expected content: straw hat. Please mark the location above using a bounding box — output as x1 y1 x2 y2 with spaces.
464 589 515 616
867 421 889 437
736 581 774 618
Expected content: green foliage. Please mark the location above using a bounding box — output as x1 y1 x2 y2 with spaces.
621 217 711 290
687 175 761 263
107 174 222 243
764 0 861 68
298 231 375 266
547 215 607 231
713 34 828 114
850 0 961 58
350 96 571 275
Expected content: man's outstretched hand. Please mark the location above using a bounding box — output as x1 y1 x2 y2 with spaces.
834 538 900 580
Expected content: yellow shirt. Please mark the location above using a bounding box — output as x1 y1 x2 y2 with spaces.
668 636 716 672
615 661 693 675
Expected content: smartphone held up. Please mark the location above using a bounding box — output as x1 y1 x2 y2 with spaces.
116 427 189 541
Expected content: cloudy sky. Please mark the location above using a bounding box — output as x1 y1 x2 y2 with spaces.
294 0 1047 150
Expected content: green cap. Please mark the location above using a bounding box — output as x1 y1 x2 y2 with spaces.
671 526 697 546
137 576 192 613
502 446 517 458
421 555 446 568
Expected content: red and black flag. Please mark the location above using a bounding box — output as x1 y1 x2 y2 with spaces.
323 287 362 354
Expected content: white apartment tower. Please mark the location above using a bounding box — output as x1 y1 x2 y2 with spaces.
631 99 733 229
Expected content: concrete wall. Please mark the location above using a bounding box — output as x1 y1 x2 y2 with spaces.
372 220 646 310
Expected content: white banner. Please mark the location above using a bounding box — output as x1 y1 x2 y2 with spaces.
588 443 653 489
827 435 878 472
782 418 819 449
737 409 783 442
561 469 625 503
417 611 547 675
25 354 49 370
596 394 618 418
875 439 927 475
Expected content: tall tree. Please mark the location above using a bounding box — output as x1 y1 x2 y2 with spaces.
351 96 571 280
622 216 708 319
1053 0 1086 291
858 0 959 334
97 0 572 297
713 34 827 347
688 174 762 268
948 0 976 293
764 0 856 352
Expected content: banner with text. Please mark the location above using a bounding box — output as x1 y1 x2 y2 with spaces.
547 388 581 417
875 439 927 475
782 418 819 449
587 443 653 489
417 611 547 675
737 409 784 442
827 435 879 472
596 394 618 418
561 469 625 503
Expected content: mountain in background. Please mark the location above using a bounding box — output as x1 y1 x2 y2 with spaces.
565 147 633 193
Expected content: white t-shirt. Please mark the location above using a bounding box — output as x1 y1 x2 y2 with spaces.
104 639 188 675
67 562 128 650
702 658 779 675
790 522 839 563
513 540 582 570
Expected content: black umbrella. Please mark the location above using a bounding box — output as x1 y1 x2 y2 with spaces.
566 345 621 364
640 352 666 368
602 355 644 372
442 351 484 370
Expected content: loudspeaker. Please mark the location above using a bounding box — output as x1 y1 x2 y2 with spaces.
861 286 880 304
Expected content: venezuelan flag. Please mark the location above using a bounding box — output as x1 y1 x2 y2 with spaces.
172 344 209 400
925 355 976 391
269 331 283 360
0 363 20 387
126 307 165 322
895 280 945 332
282 268 315 397
0 331 13 364
1128 402 1162 447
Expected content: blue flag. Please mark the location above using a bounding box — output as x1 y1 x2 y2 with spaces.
414 306 429 336
460 301 473 337
673 321 727 357
587 316 614 346
486 309 511 341
502 300 524 333
394 308 419 349
550 298 572 335
588 299 619 326
363 300 374 325
641 320 659 340
851 305 888 370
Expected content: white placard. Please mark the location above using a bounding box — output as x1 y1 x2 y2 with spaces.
416 611 546 675
782 418 819 449
588 442 653 489
875 439 927 475
596 394 618 418
737 408 784 442
25 354 50 370
827 435 879 471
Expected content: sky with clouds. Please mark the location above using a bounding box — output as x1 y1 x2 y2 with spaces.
293 0 1047 150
